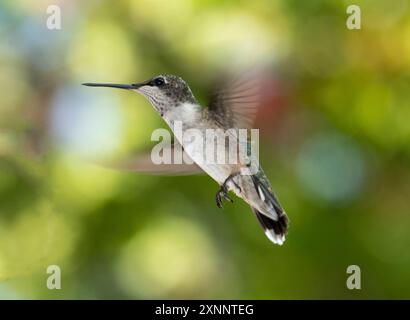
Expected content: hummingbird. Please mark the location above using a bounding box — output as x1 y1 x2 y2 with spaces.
83 73 289 245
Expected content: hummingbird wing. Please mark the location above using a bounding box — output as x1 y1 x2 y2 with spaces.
93 141 204 175
207 70 264 129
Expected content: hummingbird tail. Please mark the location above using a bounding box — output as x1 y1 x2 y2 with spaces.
250 174 289 245
252 208 288 245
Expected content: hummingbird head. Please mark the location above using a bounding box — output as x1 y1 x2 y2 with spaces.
83 75 197 117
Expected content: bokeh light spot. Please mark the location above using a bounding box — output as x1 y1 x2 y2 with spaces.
115 216 221 298
50 86 124 159
296 132 366 203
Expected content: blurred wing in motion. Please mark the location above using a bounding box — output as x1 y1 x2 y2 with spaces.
207 69 267 129
94 141 204 176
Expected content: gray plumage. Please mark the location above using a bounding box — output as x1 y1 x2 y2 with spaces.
83 72 289 245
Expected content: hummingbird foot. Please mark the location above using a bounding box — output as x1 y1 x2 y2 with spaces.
215 173 241 208
215 185 233 208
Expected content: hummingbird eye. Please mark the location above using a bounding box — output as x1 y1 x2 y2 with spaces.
153 77 165 87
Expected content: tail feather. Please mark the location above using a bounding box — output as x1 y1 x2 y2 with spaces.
250 174 289 245
252 207 288 245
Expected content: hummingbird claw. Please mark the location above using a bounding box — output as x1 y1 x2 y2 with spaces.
216 194 223 209
224 193 233 203
215 183 233 209
215 172 242 208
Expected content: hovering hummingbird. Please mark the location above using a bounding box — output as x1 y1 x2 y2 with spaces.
83 73 289 245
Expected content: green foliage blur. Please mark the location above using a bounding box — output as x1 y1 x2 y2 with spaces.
0 0 410 299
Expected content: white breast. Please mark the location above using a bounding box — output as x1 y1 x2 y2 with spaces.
164 103 233 184
164 103 200 126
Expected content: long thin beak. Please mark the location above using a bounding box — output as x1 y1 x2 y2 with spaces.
82 82 147 90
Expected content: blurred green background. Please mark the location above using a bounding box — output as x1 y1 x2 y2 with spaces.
1 0 410 299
